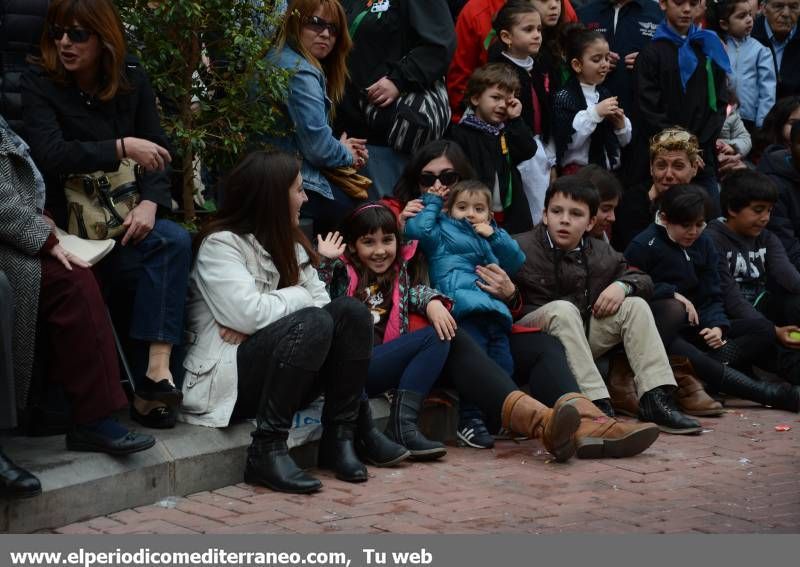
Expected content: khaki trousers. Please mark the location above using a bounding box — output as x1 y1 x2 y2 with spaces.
518 297 676 401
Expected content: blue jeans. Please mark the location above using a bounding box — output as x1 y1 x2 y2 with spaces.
366 326 451 396
457 315 514 423
97 219 191 384
458 315 514 376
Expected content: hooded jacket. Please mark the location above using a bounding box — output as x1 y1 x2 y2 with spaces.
624 222 730 332
405 192 525 328
513 223 653 319
725 35 776 128
757 144 800 271
317 239 450 345
706 218 800 320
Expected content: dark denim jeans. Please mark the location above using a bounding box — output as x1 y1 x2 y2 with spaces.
458 315 514 376
96 219 191 387
366 326 450 396
456 315 514 424
100 219 191 345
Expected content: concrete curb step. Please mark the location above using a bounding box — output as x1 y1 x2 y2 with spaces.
1 394 459 534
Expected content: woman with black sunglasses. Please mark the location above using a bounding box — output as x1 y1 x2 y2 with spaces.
381 140 590 450
268 0 369 236
21 0 192 430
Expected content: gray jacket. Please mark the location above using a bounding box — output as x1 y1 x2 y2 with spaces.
0 116 51 408
719 108 752 157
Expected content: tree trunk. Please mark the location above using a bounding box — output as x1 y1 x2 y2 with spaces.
182 143 195 221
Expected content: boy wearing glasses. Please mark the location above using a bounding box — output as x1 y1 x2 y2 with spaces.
447 63 537 234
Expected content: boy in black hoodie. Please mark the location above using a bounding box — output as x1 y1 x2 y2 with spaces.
448 63 537 234
708 170 800 384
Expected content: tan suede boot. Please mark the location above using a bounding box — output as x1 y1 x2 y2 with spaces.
670 356 725 416
607 352 640 417
559 393 660 459
500 391 581 462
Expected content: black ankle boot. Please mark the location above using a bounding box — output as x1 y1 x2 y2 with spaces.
0 448 42 499
318 425 368 482
720 366 800 412
354 399 410 467
639 386 702 434
244 436 321 494
387 390 447 460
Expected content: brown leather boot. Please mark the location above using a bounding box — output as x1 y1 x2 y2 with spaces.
501 391 581 462
559 393 660 459
607 352 639 417
670 356 725 416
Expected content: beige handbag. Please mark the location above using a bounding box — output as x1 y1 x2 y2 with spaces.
64 158 141 240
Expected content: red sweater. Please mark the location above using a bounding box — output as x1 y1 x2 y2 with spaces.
446 0 577 122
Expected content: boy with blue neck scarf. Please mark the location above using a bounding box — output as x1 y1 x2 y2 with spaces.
629 0 731 211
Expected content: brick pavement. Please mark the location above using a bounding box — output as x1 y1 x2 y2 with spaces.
54 402 799 534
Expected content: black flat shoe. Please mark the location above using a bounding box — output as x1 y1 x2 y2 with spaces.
130 400 177 429
137 376 182 406
66 426 156 456
0 449 42 499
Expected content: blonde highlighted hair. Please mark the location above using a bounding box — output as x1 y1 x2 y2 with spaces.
649 126 702 164
35 0 129 102
277 0 352 105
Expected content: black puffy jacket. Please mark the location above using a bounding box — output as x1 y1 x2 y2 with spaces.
0 0 50 132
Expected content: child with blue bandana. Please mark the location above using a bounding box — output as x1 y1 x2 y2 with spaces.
630 0 732 213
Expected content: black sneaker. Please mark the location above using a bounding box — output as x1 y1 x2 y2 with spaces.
457 418 495 449
639 386 702 435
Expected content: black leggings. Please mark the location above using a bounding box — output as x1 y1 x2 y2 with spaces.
650 298 774 387
437 330 580 432
233 297 372 419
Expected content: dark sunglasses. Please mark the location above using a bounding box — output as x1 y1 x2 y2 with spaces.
419 170 460 188
303 15 339 36
48 25 94 43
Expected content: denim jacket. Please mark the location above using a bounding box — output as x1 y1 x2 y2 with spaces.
268 46 353 199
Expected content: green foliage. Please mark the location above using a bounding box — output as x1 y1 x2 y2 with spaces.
116 0 291 217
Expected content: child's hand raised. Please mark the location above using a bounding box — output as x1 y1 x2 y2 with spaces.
426 299 457 341
427 184 448 198
595 96 619 118
472 222 494 238
506 96 522 120
316 231 346 259
609 108 626 130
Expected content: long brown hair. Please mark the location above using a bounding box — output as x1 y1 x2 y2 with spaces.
35 0 129 101
277 0 352 104
195 150 318 288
